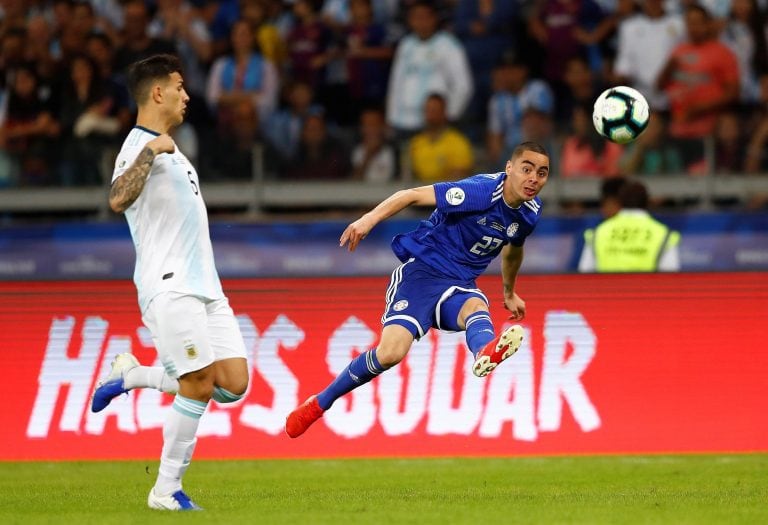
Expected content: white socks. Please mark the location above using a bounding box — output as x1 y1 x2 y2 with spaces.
124 366 179 394
153 395 208 496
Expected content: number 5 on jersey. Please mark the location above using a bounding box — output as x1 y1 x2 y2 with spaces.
187 171 199 195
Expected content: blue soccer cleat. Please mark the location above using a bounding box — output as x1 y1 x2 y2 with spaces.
147 488 203 511
90 353 139 412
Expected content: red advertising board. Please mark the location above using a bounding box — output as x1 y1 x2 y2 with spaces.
1 273 766 460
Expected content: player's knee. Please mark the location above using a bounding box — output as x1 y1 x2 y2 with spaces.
229 376 249 396
179 367 216 401
212 383 246 404
375 346 407 368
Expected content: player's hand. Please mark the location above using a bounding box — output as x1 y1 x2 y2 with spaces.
147 134 176 156
339 215 374 252
504 292 526 321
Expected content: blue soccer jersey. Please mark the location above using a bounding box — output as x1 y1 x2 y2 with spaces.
391 172 542 281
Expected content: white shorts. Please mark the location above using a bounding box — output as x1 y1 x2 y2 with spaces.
142 292 247 379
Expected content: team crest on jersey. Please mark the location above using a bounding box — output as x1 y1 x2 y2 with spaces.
445 188 465 205
507 223 519 237
184 341 197 359
393 300 409 311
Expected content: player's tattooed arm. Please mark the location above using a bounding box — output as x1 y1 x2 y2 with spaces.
109 147 155 213
109 134 175 213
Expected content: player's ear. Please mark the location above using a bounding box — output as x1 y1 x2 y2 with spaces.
151 83 164 104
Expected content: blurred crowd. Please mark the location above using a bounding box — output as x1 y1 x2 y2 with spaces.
1 0 768 191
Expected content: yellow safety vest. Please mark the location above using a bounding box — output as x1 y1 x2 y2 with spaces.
584 210 680 272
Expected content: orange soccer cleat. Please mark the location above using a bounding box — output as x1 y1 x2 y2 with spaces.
285 395 325 438
472 325 524 377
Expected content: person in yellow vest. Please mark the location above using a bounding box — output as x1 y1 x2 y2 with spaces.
578 180 681 272
408 93 474 182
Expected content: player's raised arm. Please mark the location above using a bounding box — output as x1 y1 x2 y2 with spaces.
501 243 526 321
109 134 175 213
340 185 436 252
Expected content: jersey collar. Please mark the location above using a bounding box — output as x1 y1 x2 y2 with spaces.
134 125 160 136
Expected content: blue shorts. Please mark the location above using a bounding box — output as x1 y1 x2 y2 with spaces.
381 258 489 339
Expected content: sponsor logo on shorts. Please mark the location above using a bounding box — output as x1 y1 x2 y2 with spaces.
393 300 409 312
118 160 126 168
184 340 197 359
507 223 519 237
445 188 465 205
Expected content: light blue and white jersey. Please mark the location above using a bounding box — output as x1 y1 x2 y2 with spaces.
112 126 224 312
488 80 554 153
392 172 542 281
386 30 473 130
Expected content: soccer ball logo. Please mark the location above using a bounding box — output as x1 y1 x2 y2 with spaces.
592 86 650 144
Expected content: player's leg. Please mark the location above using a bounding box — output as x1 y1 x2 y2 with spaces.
285 324 414 438
285 258 431 438
454 296 524 378
143 293 215 511
204 296 249 404
439 291 496 358
91 354 179 413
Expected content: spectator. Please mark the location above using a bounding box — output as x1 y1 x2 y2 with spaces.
0 64 59 186
578 180 681 272
85 32 132 132
0 27 27 88
206 19 279 125
351 106 396 182
57 54 121 186
612 0 684 111
452 0 516 134
527 0 611 101
286 111 351 180
113 0 177 72
148 0 213 101
560 103 623 178
745 74 768 172
713 110 747 173
720 0 768 104
485 57 553 169
408 93 474 183
24 16 57 82
558 55 604 126
209 97 264 179
386 1 473 137
343 0 394 123
657 4 740 172
207 0 241 57
619 112 685 175
287 0 333 91
241 0 287 68
262 80 324 166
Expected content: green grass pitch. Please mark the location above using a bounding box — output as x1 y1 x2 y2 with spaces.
1 454 766 524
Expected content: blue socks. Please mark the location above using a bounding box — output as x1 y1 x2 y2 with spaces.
317 349 386 410
465 311 495 357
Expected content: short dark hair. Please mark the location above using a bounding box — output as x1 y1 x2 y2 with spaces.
510 141 549 160
600 176 627 200
619 180 649 209
126 54 182 104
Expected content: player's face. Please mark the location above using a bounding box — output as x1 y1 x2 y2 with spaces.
163 72 189 127
504 151 549 204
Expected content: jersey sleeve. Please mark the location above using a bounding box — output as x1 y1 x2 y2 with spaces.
433 173 501 214
111 133 152 184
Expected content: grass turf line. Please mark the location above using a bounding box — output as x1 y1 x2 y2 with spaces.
0 454 766 524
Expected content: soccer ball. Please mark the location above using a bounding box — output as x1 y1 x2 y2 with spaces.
592 86 650 144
